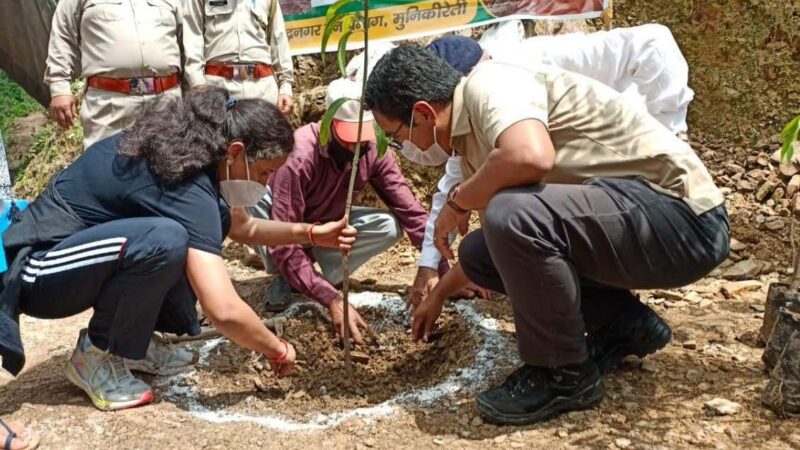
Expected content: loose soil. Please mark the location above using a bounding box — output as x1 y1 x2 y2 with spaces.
182 306 481 420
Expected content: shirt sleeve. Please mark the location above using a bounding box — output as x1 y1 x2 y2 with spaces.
269 0 294 96
44 0 81 97
419 156 464 270
465 63 550 148
267 157 338 306
368 149 429 250
181 0 207 88
128 176 226 255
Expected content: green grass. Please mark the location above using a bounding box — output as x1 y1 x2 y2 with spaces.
0 70 42 145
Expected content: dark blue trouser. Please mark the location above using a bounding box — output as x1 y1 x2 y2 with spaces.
460 178 730 368
18 217 199 359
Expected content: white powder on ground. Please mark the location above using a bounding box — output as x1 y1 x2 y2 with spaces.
158 292 518 431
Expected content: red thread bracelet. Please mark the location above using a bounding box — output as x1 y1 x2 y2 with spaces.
267 339 289 363
307 222 320 246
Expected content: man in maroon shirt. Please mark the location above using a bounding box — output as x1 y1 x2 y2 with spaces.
247 78 446 342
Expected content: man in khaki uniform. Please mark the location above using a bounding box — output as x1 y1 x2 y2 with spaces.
182 0 294 115
45 0 183 149
365 46 729 425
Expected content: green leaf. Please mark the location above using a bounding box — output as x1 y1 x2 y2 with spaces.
336 18 356 77
320 9 359 58
374 121 388 158
320 97 350 145
780 115 800 165
325 0 364 29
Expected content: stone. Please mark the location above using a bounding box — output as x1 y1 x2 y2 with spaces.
721 259 762 280
700 299 714 309
641 360 658 373
651 289 684 301
683 340 698 350
757 154 771 167
736 180 755 192
756 181 777 202
765 217 787 231
615 438 632 448
363 438 376 448
510 443 524 449
788 175 800 198
772 187 786 202
556 430 568 438
721 280 763 298
350 351 371 365
432 438 444 446
730 238 747 252
750 304 766 312
471 416 483 427
704 398 742 416
494 435 508 444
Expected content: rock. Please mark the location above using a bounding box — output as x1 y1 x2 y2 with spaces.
651 289 684 301
641 360 659 373
721 280 763 298
363 438 377 448
750 304 766 312
788 175 800 198
724 163 745 174
351 351 370 364
683 340 698 350
765 217 786 231
756 154 771 167
730 238 747 252
704 398 742 416
494 435 508 444
432 438 444 446
510 443 524 449
736 180 755 192
721 259 762 280
471 416 483 427
615 438 632 448
772 187 786 202
684 291 703 303
556 430 568 438
756 181 777 202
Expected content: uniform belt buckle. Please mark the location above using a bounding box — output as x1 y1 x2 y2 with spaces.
130 77 156 95
232 64 254 81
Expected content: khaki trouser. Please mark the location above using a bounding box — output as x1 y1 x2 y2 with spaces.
205 74 278 103
80 86 182 149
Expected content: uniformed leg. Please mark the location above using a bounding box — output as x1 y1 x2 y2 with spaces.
80 87 182 148
19 217 191 359
313 207 402 285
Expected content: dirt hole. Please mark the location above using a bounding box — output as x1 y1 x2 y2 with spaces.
182 306 481 421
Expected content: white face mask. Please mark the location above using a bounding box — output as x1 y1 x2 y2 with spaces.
398 110 450 167
220 154 268 207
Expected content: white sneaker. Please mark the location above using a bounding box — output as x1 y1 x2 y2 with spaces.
124 334 198 376
65 329 153 411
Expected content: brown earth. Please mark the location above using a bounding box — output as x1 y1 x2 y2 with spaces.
4 0 800 448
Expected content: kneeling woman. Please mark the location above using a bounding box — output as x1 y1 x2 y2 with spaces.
0 87 355 411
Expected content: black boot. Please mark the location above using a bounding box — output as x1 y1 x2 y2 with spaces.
587 301 671 374
263 276 293 313
476 359 604 426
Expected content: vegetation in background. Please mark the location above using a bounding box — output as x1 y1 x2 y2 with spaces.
0 70 41 145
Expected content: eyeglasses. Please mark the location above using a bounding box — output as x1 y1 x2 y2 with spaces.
387 122 403 150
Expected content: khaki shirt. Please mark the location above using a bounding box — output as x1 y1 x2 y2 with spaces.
44 0 182 98
182 0 294 96
452 62 723 215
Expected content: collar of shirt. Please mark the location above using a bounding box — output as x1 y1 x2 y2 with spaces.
450 79 472 140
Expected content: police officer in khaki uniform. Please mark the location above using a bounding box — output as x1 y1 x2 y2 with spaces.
45 0 184 149
182 0 295 115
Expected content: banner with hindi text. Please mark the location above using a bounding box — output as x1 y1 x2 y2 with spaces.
281 0 608 55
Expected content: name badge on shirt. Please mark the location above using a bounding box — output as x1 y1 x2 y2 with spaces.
209 0 228 6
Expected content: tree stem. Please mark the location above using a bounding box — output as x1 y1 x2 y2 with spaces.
340 0 371 373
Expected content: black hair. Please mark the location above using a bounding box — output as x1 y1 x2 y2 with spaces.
364 45 462 123
117 85 294 184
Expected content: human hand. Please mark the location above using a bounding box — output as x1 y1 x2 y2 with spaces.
312 217 357 252
266 339 296 377
452 282 492 299
408 267 439 311
411 294 445 342
50 95 77 129
433 204 469 260
328 295 368 345
277 94 294 116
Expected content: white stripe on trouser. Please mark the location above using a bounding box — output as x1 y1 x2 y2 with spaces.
21 238 127 284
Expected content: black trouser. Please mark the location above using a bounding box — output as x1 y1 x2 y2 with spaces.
19 217 199 359
459 178 729 367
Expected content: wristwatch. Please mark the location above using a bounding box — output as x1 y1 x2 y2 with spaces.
446 183 469 214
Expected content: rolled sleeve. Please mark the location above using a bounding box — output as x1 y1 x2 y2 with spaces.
44 0 81 96
419 156 464 270
270 0 294 96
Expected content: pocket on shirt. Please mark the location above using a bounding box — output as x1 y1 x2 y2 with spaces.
205 0 235 33
144 0 179 27
83 0 125 22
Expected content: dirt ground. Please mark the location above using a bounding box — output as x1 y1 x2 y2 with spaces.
3 0 800 448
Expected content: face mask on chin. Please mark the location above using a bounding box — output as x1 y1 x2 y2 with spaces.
398 109 450 166
219 154 268 207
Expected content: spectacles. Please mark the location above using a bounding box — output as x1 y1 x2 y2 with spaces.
387 122 403 150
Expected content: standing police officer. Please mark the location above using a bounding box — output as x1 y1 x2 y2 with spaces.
182 0 295 115
45 0 183 148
